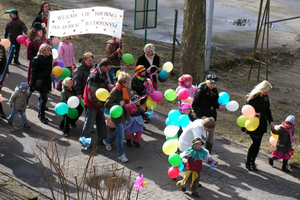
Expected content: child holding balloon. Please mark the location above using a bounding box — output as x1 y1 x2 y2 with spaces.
175 74 197 110
269 115 295 173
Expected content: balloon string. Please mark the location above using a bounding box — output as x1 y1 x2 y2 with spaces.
146 101 158 119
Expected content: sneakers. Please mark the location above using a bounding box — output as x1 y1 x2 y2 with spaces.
7 119 12 125
23 123 31 129
117 153 128 163
103 139 112 151
133 141 141 147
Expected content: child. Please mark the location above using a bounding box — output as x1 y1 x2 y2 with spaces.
7 82 31 128
180 102 196 122
175 74 197 110
269 115 296 173
177 137 218 198
59 77 74 137
57 36 76 76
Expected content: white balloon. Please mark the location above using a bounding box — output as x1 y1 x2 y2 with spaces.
164 125 180 137
67 96 80 108
226 100 239 112
52 48 58 59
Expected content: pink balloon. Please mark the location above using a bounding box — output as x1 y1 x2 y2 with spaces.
24 40 29 48
241 105 255 118
52 37 60 46
269 136 277 147
16 35 27 44
182 96 193 106
177 88 190 100
150 91 163 103
168 167 179 179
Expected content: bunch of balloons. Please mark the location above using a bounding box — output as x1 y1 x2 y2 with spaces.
158 62 173 82
54 96 81 119
218 91 239 112
165 109 191 128
237 105 259 131
52 60 71 80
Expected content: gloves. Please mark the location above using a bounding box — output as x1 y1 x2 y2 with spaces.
9 104 12 107
116 48 121 53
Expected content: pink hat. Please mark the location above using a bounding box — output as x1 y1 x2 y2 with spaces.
178 74 193 86
181 103 192 112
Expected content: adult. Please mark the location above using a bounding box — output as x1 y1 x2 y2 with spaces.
26 22 49 84
106 33 124 84
72 52 94 123
136 43 161 88
32 1 50 28
80 58 111 145
4 9 28 65
244 80 274 171
29 43 53 124
179 118 215 152
57 36 76 76
0 41 8 119
192 74 225 153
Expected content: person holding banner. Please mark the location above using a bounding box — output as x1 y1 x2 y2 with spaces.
0 40 8 119
106 33 124 84
32 1 50 28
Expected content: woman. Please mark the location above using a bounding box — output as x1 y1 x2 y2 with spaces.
136 43 161 88
244 80 274 171
103 72 131 163
29 43 53 124
106 33 124 84
32 1 50 28
192 74 225 153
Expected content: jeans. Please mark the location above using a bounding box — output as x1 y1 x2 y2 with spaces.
38 91 48 118
8 108 27 124
81 107 107 142
108 67 121 84
105 122 125 156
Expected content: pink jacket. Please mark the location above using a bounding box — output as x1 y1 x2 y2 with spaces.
57 42 76 67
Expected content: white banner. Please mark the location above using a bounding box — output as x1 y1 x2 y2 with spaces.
47 6 124 39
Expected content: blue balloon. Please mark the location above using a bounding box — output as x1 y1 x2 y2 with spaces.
159 70 168 79
54 45 59 50
55 102 69 115
179 162 185 171
168 109 181 125
104 107 110 115
218 91 230 105
178 114 190 128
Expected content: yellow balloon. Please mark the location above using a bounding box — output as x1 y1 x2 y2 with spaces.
116 70 124 78
245 117 259 131
162 62 173 73
271 132 278 140
52 66 63 76
142 181 147 187
0 39 11 49
96 88 110 101
162 139 178 155
145 96 157 109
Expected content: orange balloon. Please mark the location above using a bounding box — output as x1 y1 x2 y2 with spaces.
0 39 11 49
52 66 63 76
242 105 256 118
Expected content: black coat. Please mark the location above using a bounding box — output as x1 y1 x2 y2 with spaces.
136 54 160 84
131 76 145 96
0 45 8 75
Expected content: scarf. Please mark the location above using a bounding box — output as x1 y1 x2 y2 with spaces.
145 54 154 66
281 125 294 144
116 82 130 104
135 73 145 81
185 146 209 162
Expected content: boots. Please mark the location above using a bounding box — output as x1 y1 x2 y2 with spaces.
269 156 276 166
126 140 132 147
205 142 213 154
282 160 291 173
245 157 252 171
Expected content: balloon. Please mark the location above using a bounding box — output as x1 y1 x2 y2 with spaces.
168 153 181 167
269 136 277 147
124 103 138 114
237 115 247 127
177 88 190 100
67 96 80 108
54 45 59 50
121 53 134 64
104 107 110 115
60 68 71 79
226 100 239 112
164 89 177 101
16 35 27 44
52 37 60 46
271 132 278 140
142 181 147 187
116 70 123 78
162 62 173 72
178 114 190 128
245 117 259 131
158 77 167 83
164 125 180 137
150 91 163 103
54 60 64 67
145 96 157 109
96 88 109 101
182 96 193 106
158 70 168 79
67 108 78 119
162 139 178 155
0 39 10 49
55 102 69 115
168 167 179 179
166 134 178 141
241 105 256 118
110 105 123 118
179 162 185 171
52 66 63 76
52 48 58 59
168 109 181 125
24 40 29 48
218 91 230 105
107 117 115 128
80 98 85 108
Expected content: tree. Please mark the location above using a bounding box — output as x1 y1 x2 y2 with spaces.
180 0 206 83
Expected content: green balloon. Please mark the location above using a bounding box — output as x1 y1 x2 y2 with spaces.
168 153 181 167
164 89 177 101
237 115 247 127
110 105 123 118
121 53 134 64
60 68 71 79
166 134 178 141
67 108 78 119
80 98 85 108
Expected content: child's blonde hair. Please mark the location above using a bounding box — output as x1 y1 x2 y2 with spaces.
117 72 130 85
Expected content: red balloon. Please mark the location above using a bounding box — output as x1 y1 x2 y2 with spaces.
107 117 115 128
124 103 138 114
16 35 28 44
150 91 163 103
24 40 29 48
168 166 179 179
177 88 190 100
158 77 167 83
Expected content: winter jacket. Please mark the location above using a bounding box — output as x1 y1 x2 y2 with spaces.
272 125 293 153
30 54 53 92
106 39 121 66
131 76 146 96
73 62 92 96
0 45 8 75
9 86 30 110
4 17 28 41
32 13 48 28
192 82 220 121
83 66 109 109
26 38 49 61
136 53 160 84
57 42 76 67
61 86 75 103
105 87 131 124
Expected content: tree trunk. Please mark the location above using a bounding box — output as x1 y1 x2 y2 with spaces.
180 0 206 83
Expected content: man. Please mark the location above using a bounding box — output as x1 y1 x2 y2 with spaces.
80 58 112 147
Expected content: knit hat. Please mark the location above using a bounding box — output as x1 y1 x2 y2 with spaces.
178 74 193 86
4 9 18 15
284 115 295 125
134 65 146 74
62 77 72 87
192 137 204 146
32 22 44 31
19 82 29 90
181 103 192 112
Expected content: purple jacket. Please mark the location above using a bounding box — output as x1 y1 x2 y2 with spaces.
58 42 76 67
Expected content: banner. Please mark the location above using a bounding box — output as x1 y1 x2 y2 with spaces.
47 6 124 39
